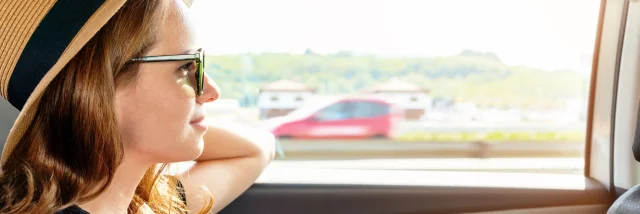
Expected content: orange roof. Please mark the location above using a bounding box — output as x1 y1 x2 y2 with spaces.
259 79 314 92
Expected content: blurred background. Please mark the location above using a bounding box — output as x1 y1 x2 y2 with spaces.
190 0 600 174
0 0 601 175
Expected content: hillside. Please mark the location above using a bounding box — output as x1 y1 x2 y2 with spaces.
205 50 588 108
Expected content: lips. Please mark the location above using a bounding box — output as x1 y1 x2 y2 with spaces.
190 116 208 132
190 116 206 124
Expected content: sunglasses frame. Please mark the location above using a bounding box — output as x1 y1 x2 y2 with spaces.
130 48 205 96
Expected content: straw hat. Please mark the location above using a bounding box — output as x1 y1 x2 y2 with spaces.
0 0 133 165
0 0 203 165
0 0 197 165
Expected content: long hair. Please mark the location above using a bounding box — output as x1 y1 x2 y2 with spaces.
0 1 213 213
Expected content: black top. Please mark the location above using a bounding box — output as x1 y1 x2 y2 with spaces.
55 180 187 214
55 205 90 214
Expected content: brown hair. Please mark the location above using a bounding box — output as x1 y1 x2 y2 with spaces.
0 0 213 213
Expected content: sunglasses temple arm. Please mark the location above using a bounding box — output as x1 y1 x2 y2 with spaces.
131 54 197 62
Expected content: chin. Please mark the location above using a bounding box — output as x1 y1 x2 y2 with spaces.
182 138 205 161
190 140 205 159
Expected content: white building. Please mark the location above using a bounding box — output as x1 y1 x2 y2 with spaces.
257 79 315 119
361 79 432 120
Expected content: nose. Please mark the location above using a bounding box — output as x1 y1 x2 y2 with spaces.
196 73 219 104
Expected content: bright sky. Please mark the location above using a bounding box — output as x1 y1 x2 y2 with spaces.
190 0 601 71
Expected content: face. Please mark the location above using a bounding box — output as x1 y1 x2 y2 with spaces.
115 0 219 164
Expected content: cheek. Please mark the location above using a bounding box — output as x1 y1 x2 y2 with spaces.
115 78 202 162
177 77 197 99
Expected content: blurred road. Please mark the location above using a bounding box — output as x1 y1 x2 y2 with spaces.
277 139 583 159
271 157 584 174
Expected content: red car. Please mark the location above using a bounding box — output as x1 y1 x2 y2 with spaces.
265 97 401 139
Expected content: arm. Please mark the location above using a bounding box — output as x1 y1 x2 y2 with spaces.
174 120 276 213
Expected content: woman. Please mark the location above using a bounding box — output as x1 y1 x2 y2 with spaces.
0 0 275 213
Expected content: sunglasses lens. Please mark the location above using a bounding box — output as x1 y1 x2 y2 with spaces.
197 49 205 96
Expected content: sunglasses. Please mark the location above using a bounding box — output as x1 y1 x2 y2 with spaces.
130 48 205 96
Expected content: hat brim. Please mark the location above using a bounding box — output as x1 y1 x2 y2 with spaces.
1 0 127 165
1 0 197 165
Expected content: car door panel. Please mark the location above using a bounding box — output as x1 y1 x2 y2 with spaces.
462 204 608 214
220 169 609 214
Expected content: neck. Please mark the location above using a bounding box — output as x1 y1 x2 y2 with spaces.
78 155 151 214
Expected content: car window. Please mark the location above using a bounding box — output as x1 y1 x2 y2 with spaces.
192 0 600 175
350 102 389 118
316 102 350 121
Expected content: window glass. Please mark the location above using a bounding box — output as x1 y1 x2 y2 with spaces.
351 102 389 118
316 103 350 121
192 0 600 174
